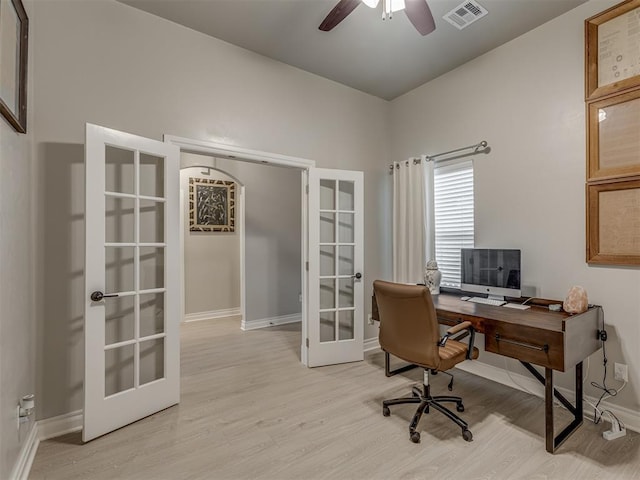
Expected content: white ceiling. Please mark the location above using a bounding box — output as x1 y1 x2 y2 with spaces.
120 0 587 100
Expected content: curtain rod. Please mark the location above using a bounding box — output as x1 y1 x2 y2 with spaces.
389 140 490 171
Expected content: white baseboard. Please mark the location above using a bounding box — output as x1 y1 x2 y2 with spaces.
9 422 39 480
183 307 241 323
455 361 640 433
241 313 301 331
364 337 380 352
37 410 83 441
9 410 83 480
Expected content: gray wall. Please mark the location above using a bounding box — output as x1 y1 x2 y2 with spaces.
181 154 302 322
180 166 241 315
0 0 35 476
390 0 639 413
32 0 389 421
218 160 302 322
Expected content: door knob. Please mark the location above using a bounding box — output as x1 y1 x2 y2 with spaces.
352 272 362 280
90 291 119 302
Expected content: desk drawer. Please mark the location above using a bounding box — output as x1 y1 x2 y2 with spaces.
484 322 564 370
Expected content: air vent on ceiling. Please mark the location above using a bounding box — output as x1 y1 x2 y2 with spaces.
443 1 488 30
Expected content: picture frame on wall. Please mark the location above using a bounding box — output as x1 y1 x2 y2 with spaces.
189 177 236 232
587 178 640 265
587 88 640 181
0 0 28 133
585 0 640 101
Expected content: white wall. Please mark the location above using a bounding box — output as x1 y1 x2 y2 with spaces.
1 0 35 476
180 166 241 315
32 0 389 420
390 0 639 413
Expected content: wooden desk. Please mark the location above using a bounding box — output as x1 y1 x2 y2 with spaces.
372 292 603 453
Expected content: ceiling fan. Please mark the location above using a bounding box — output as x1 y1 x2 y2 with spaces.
319 0 436 36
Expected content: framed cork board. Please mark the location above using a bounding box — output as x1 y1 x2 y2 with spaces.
587 88 640 181
586 0 640 101
587 178 640 264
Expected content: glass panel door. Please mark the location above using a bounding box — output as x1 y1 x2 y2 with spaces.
307 168 363 367
84 124 180 442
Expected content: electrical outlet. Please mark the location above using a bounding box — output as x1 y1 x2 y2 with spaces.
614 362 628 382
367 313 374 325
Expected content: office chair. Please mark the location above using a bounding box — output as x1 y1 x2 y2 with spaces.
373 280 478 444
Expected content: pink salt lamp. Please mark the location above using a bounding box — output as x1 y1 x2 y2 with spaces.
563 286 588 314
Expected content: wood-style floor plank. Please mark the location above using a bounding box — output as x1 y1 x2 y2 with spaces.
30 318 639 479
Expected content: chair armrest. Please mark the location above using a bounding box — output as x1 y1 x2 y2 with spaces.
446 320 472 335
438 321 476 360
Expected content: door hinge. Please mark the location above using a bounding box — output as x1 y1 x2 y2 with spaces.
306 338 309 348
306 261 309 271
305 184 309 194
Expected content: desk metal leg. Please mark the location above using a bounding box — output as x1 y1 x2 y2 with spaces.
552 362 583 451
520 361 584 453
545 368 554 453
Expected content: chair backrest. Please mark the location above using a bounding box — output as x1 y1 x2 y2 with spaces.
373 280 441 369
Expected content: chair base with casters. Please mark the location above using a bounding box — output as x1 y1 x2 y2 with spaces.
382 368 472 444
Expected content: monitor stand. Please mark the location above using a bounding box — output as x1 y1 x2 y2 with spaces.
487 294 506 302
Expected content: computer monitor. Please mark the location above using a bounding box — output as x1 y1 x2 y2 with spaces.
460 248 521 300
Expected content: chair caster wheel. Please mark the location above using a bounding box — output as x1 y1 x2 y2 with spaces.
462 429 473 442
410 432 421 443
382 406 390 417
456 403 465 412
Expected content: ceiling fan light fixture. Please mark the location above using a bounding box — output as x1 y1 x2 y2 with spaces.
320 0 435 36
384 0 406 15
361 0 380 8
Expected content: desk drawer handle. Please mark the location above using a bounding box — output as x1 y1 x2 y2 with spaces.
495 334 549 353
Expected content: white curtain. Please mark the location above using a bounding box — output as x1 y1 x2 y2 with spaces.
392 156 435 283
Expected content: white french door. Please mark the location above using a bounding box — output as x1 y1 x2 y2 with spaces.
307 168 364 367
83 124 180 442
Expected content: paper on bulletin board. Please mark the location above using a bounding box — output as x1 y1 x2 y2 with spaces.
598 7 640 87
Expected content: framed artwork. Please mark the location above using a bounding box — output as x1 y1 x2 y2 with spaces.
587 178 640 265
0 0 28 133
189 177 235 232
585 0 640 101
587 88 640 181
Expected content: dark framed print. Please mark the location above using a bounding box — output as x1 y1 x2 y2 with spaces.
188 177 236 232
0 0 28 133
587 178 640 265
587 88 640 181
586 0 640 101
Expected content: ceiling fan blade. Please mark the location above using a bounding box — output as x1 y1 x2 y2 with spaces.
319 0 361 31
404 0 436 36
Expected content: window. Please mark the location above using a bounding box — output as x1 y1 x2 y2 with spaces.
433 161 474 288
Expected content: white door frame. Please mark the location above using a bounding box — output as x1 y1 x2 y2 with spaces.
164 135 315 365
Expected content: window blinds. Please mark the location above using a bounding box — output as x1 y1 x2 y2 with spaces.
433 160 474 288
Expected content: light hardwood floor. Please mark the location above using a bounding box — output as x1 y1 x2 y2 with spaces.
30 317 639 479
